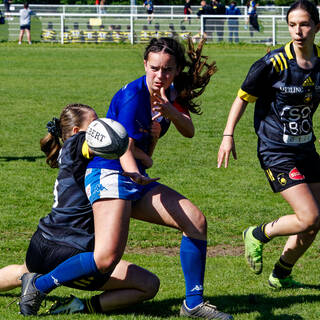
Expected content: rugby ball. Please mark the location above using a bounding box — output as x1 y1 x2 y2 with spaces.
86 118 129 159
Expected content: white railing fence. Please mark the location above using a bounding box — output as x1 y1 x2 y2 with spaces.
0 4 292 15
1 12 317 45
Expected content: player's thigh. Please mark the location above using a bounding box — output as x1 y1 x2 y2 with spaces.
99 260 159 292
132 184 206 238
93 199 131 263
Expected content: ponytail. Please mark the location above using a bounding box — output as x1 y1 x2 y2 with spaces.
174 37 217 115
40 117 62 168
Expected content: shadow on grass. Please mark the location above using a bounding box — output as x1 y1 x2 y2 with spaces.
94 291 320 319
0 156 45 162
3 291 320 319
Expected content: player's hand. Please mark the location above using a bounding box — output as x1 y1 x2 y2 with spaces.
217 136 237 168
150 121 161 139
122 172 160 185
152 87 176 121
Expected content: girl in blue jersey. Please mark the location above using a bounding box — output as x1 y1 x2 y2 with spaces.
84 37 232 320
218 0 320 290
0 104 160 314
17 38 232 320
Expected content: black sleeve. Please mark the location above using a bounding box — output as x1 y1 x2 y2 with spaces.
240 57 273 100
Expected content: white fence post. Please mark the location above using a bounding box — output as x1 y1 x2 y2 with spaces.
130 14 134 44
60 14 64 44
272 16 276 46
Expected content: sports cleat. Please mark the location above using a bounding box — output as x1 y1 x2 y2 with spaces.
242 226 264 274
268 274 304 290
19 273 46 316
180 300 233 320
49 295 85 315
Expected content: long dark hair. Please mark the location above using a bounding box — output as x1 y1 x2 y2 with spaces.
144 37 216 115
40 103 96 168
286 0 319 24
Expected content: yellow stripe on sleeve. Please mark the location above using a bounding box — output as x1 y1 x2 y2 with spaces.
284 41 293 60
279 52 288 69
270 58 280 72
274 55 283 71
82 140 92 159
237 88 258 103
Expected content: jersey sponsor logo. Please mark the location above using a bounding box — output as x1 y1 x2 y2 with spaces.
304 92 312 104
277 173 287 186
302 76 314 87
280 105 312 143
283 132 312 144
289 167 305 181
190 285 203 292
279 87 303 93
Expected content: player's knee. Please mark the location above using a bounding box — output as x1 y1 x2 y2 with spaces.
297 212 320 232
193 211 207 235
94 252 121 274
143 273 160 300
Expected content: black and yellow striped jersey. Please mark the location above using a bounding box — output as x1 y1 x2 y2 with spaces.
83 30 97 43
97 30 109 42
238 42 320 167
41 29 57 42
69 29 83 43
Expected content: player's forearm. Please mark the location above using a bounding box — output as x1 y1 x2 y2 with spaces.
133 146 153 168
171 112 195 138
223 96 248 135
120 138 141 173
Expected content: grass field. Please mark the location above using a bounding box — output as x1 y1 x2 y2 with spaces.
1 42 320 320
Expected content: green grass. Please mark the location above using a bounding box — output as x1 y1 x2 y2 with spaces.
1 42 320 319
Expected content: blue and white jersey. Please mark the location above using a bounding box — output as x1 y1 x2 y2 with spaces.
144 0 153 10
248 0 256 14
238 42 320 167
88 75 176 173
38 131 94 251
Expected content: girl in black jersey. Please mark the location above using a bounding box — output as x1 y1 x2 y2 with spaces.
0 104 160 313
218 0 320 289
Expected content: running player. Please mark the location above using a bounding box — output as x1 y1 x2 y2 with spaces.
19 38 232 320
217 0 320 290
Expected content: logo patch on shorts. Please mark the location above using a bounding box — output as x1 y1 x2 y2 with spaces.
289 167 305 181
277 173 287 186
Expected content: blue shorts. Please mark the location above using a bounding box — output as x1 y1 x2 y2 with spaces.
85 168 159 204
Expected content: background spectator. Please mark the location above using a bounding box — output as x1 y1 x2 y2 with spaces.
183 0 192 24
197 0 214 39
211 0 226 42
247 0 260 37
226 0 240 42
144 0 153 24
18 3 35 45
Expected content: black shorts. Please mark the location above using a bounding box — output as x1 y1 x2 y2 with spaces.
26 229 111 291
263 153 320 193
147 9 153 14
20 24 30 30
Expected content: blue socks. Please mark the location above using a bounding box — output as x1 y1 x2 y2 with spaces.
35 252 98 294
180 236 207 309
